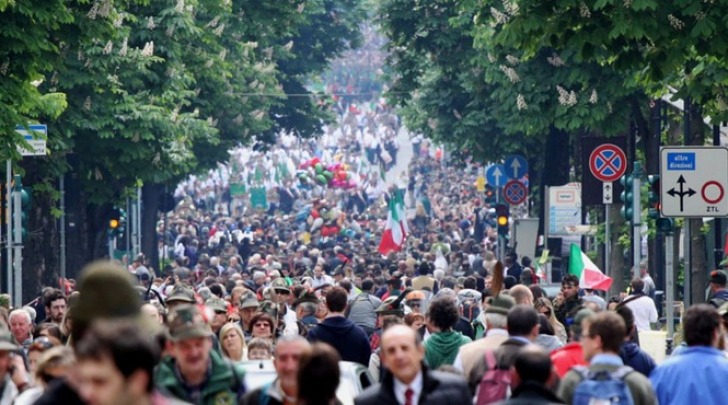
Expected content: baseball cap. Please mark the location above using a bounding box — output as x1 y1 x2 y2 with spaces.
167 304 213 342
710 270 727 286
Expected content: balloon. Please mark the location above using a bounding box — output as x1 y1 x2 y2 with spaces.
316 174 327 184
310 157 320 166
323 171 334 180
311 218 324 232
311 209 320 219
336 170 347 181
315 163 323 174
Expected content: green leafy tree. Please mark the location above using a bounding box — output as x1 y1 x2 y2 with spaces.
0 0 70 159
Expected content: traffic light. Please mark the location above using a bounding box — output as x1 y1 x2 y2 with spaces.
19 187 30 241
619 173 634 222
656 218 674 234
495 203 509 237
484 185 496 205
108 207 125 238
647 174 660 219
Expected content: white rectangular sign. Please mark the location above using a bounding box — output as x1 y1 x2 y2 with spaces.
603 182 613 205
548 182 582 235
15 125 47 156
660 146 728 217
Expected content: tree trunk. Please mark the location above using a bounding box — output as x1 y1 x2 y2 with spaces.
645 101 661 292
538 126 571 281
142 183 163 273
686 105 709 303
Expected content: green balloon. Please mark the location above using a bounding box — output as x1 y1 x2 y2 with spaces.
315 163 323 174
323 170 334 180
316 174 327 184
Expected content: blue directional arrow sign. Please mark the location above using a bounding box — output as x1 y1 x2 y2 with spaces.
504 155 528 180
485 164 506 188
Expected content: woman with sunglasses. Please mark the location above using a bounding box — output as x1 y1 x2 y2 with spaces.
534 297 568 344
248 312 277 343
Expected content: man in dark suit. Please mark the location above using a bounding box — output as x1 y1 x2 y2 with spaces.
505 251 523 281
355 325 471 405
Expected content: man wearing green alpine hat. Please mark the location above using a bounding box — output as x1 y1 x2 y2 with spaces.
155 304 246 405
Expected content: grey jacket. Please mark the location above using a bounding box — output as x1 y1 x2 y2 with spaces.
347 292 381 330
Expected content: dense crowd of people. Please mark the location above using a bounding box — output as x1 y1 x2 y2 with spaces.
1 105 728 405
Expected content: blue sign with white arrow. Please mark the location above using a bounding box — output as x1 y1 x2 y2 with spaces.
504 155 528 180
485 164 506 188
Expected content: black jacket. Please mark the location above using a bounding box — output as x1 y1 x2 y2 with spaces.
355 364 471 405
307 315 371 366
495 381 565 405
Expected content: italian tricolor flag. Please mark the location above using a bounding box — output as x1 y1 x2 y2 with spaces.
378 191 409 254
568 243 613 291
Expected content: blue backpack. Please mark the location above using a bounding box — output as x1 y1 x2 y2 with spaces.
572 365 635 405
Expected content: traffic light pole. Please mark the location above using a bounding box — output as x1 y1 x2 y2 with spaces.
12 180 22 308
632 162 642 279
4 160 10 297
665 230 674 355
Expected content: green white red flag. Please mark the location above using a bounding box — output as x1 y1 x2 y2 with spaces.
568 243 612 291
378 192 408 254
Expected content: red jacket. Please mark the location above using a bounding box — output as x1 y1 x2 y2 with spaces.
550 342 586 377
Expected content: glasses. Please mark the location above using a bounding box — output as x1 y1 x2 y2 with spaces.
214 310 227 315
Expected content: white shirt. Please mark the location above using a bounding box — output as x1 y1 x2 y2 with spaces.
393 370 423 405
624 295 658 332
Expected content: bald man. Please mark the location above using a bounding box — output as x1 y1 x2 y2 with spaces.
509 285 534 306
355 325 471 405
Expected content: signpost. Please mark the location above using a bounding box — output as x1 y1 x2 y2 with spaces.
546 183 582 235
485 164 506 188
504 155 528 180
6 125 47 305
15 125 47 156
503 180 527 205
660 147 728 217
485 164 506 201
589 143 627 276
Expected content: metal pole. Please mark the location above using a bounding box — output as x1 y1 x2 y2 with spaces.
632 161 642 279
684 220 692 306
5 160 11 297
108 234 114 260
126 198 131 261
665 232 674 355
136 186 142 257
12 185 22 308
544 186 552 283
605 206 611 275
714 124 723 268
59 175 66 280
